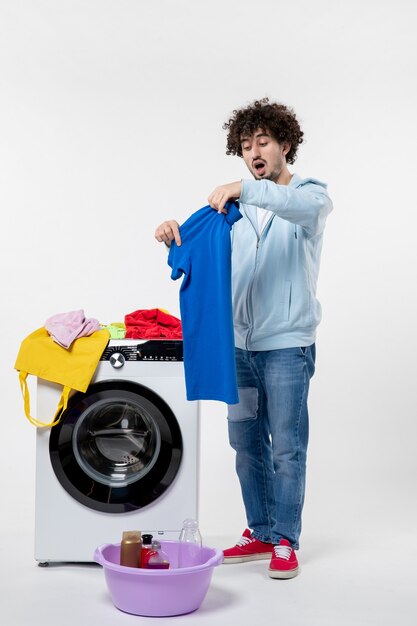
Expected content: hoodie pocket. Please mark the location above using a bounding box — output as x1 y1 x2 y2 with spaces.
251 275 293 331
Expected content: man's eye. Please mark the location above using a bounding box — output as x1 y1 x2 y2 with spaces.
259 142 268 147
242 146 250 151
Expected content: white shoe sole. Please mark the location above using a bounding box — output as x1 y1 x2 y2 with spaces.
223 553 272 564
268 566 299 579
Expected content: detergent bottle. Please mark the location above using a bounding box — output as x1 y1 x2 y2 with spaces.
140 533 154 567
120 530 142 568
145 540 170 569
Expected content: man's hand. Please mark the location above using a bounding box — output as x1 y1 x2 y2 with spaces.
154 220 181 246
208 181 242 214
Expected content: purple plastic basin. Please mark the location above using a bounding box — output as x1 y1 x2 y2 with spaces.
94 540 223 617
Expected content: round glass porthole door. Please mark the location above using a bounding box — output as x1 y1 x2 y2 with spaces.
49 380 183 513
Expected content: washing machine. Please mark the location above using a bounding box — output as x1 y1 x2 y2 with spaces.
34 339 199 564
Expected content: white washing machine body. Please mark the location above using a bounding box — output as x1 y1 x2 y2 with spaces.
35 339 199 563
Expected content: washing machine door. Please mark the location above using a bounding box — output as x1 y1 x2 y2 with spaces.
49 380 182 513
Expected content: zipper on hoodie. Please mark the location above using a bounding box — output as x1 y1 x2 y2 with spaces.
245 237 259 350
243 208 274 350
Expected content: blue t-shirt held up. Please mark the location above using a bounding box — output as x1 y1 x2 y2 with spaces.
168 202 242 404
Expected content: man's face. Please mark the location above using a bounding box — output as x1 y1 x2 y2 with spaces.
240 128 290 183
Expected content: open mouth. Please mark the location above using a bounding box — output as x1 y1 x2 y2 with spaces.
253 160 266 175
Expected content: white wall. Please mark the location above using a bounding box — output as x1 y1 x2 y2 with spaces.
1 0 416 542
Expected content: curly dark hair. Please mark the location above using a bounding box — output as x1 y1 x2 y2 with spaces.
223 97 304 164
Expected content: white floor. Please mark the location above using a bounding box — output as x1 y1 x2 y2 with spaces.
3 528 416 626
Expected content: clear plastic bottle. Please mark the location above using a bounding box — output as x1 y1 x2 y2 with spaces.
178 519 202 568
146 540 170 569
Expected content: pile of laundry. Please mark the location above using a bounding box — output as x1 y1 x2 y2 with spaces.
43 308 182 346
14 307 181 428
104 309 182 340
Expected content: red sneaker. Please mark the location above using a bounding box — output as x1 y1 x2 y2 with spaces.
268 538 299 579
223 529 274 563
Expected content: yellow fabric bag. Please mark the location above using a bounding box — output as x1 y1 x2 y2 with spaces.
14 327 110 427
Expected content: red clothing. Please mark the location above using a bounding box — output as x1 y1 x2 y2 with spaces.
124 309 182 339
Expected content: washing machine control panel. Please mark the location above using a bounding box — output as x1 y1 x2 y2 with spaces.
101 340 183 364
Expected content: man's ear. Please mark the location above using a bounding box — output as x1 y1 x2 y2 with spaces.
282 142 291 158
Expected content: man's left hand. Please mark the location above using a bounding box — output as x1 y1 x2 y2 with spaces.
208 181 242 214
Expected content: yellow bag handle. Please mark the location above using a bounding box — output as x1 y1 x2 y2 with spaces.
19 372 71 428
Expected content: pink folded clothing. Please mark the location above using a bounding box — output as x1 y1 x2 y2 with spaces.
45 309 101 349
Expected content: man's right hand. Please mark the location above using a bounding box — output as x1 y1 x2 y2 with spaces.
154 220 181 247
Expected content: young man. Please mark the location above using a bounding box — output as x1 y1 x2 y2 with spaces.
155 98 333 579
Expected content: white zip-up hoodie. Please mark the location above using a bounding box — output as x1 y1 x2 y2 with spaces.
232 173 333 350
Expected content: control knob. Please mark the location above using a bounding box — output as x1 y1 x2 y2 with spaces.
110 352 125 369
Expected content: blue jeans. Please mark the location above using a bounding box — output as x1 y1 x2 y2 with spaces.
227 345 316 549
